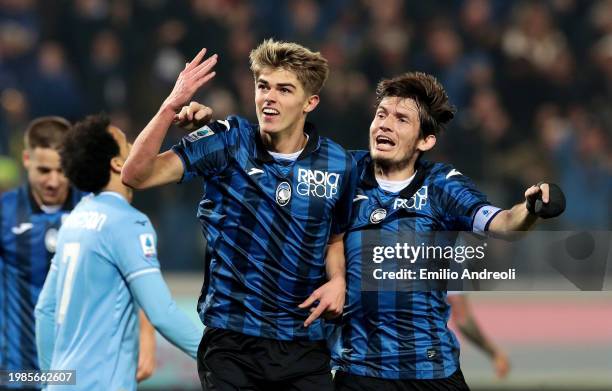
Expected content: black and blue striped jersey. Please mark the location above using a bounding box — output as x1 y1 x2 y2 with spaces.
333 151 501 379
0 184 85 377
172 115 357 341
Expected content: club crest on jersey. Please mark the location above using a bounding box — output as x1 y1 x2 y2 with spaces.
369 208 387 224
276 182 292 206
296 168 339 199
393 186 428 210
45 228 58 253
139 234 156 258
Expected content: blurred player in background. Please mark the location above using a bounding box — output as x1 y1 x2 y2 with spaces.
448 293 510 379
333 72 564 390
122 40 357 390
0 117 153 389
0 117 81 391
34 114 200 390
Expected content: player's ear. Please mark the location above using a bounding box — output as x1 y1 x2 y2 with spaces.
303 94 320 114
110 156 123 174
417 134 436 152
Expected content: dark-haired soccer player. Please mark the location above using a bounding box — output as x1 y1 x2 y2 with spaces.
122 40 357 390
332 72 563 390
35 115 200 391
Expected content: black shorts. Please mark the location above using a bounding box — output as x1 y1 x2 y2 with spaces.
334 369 470 391
197 327 334 391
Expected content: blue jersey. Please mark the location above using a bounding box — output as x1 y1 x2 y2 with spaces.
333 152 501 379
0 185 84 379
172 115 357 341
34 192 200 391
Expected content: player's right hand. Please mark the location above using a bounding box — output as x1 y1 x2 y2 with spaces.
173 101 213 131
163 48 217 112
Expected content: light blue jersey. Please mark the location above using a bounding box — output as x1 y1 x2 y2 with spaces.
35 192 201 391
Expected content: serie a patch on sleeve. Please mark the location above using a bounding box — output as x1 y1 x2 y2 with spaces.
185 120 231 142
139 233 156 258
185 126 215 142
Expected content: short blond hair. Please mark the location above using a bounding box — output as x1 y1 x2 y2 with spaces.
249 39 329 95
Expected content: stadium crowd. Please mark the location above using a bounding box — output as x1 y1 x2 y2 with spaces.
0 0 610 269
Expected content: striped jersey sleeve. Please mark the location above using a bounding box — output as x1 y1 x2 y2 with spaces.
431 166 501 233
171 118 237 182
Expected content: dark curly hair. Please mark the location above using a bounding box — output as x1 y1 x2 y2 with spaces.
60 114 119 193
375 72 456 137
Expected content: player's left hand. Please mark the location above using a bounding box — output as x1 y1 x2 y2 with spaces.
298 276 346 328
525 182 566 219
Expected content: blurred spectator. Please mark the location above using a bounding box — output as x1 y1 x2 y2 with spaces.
23 41 83 119
85 29 127 111
537 105 612 229
0 87 28 156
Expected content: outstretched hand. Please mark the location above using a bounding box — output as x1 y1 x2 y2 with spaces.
164 48 218 112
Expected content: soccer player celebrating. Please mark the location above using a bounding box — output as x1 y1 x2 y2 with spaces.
333 72 564 390
122 40 356 390
34 115 201 390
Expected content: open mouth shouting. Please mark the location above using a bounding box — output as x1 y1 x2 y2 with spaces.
374 133 397 151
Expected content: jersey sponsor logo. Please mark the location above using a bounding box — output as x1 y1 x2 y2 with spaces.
45 228 58 253
426 348 437 360
247 167 264 176
370 208 387 224
296 168 340 199
446 168 462 179
139 234 156 258
276 181 292 206
353 194 369 202
393 186 428 210
11 222 33 235
134 220 148 226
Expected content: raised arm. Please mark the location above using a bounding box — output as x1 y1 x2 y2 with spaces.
122 49 217 189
